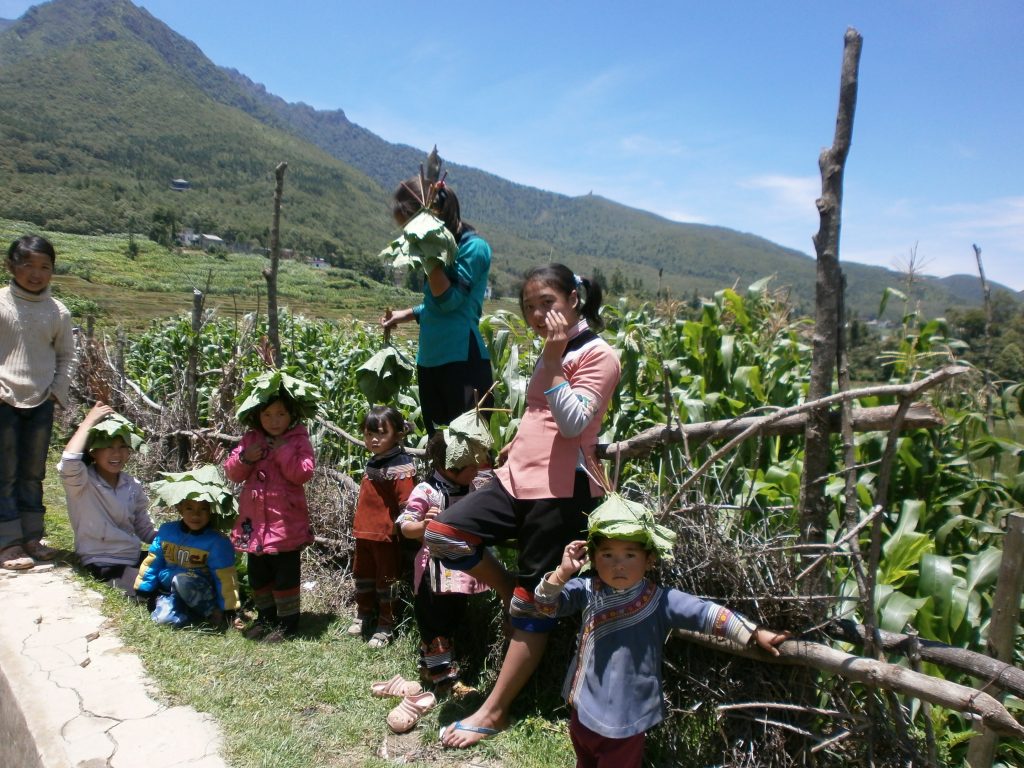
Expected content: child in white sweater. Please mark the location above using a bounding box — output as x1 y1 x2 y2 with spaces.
0 235 76 570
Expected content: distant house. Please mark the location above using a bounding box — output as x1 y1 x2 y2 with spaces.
311 257 328 269
176 228 199 246
170 178 191 191
200 234 224 249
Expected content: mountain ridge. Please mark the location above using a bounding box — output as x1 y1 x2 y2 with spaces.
0 0 1017 316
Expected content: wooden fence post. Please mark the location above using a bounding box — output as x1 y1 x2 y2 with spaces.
265 161 288 368
799 27 862 602
967 512 1024 768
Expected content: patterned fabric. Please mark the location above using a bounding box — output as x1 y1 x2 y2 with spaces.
534 574 755 739
353 446 416 542
397 471 488 595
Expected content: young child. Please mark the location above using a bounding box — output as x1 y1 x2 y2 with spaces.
58 401 154 583
225 370 318 642
135 465 240 628
0 235 76 570
533 496 789 768
350 405 416 648
396 411 491 690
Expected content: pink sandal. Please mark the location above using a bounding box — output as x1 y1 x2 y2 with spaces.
386 691 437 733
0 545 35 571
370 673 422 698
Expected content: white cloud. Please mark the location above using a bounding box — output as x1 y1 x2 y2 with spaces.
738 174 820 214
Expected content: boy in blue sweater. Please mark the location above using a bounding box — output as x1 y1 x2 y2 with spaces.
532 496 788 768
135 466 239 628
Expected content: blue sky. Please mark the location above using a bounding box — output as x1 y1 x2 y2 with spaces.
4 0 1023 290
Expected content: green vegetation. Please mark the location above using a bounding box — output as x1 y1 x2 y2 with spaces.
35 274 1019 766
0 218 417 328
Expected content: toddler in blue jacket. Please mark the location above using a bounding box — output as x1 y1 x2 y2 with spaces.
532 495 789 768
134 466 239 628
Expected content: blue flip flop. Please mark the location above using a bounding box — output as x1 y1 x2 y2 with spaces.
439 720 500 743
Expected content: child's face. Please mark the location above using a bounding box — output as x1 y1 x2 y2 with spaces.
364 421 399 455
8 251 54 293
179 499 212 531
259 400 292 437
592 538 654 591
520 278 578 338
90 437 131 485
444 463 479 486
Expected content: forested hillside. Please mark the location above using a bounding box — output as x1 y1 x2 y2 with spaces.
0 0 1016 317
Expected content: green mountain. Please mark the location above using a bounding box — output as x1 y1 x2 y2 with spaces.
0 0 1013 318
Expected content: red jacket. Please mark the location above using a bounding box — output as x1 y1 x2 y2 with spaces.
225 423 315 554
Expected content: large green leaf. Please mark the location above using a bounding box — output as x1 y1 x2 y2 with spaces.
150 464 237 520
355 347 414 405
879 591 929 633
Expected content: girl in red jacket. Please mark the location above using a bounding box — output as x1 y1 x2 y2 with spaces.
225 371 318 643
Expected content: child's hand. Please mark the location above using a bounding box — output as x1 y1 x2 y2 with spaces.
241 442 266 464
266 435 289 452
553 540 588 584
85 402 115 426
751 627 791 657
424 506 441 522
540 309 571 362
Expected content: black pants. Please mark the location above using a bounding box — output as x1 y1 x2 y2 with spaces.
418 334 494 434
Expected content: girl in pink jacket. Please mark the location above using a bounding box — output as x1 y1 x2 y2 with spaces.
225 371 318 642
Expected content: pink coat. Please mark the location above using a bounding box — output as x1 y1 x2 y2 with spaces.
224 423 315 555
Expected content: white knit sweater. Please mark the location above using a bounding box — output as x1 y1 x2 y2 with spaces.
0 281 76 408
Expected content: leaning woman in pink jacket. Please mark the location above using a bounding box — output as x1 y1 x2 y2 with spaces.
225 371 318 643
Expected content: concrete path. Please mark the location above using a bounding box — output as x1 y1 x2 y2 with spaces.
0 563 228 768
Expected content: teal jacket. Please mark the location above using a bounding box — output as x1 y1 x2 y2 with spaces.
413 229 491 367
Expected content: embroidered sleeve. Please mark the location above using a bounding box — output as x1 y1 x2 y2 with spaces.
533 575 588 617
396 483 434 526
703 605 757 646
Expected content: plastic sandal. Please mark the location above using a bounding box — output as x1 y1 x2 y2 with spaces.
346 619 366 637
387 691 437 733
23 539 57 561
370 674 422 698
0 545 34 571
368 629 393 648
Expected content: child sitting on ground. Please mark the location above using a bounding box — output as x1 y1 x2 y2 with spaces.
135 465 240 629
349 405 416 648
396 411 492 692
530 495 789 768
59 401 154 585
225 370 317 642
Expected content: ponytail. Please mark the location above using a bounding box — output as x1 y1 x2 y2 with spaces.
392 177 463 239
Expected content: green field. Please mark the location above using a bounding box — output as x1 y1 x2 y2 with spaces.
3 219 418 329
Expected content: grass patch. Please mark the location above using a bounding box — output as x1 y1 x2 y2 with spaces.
40 455 576 768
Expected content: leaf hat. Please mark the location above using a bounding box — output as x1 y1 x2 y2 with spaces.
150 464 238 520
235 369 321 427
